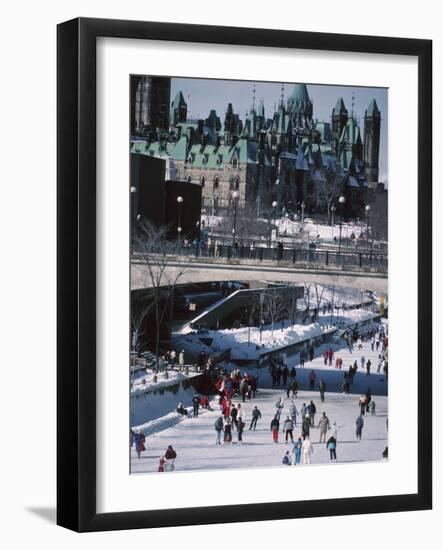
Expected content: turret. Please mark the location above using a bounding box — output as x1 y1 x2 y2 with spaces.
364 99 381 183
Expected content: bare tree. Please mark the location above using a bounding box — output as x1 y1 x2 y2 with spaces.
319 165 344 221
262 287 287 337
132 220 187 369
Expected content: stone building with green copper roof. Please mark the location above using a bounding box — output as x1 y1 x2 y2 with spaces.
131 82 382 218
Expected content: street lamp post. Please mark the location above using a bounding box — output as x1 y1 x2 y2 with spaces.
176 195 183 245
272 200 278 242
338 195 346 264
301 201 305 226
331 204 336 239
232 191 239 246
365 204 371 252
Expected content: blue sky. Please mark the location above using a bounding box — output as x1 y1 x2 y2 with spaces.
171 78 388 183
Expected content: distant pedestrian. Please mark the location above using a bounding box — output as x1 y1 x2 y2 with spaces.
282 451 292 466
318 412 330 443
302 436 314 464
249 406 262 430
356 415 364 440
237 419 245 444
214 415 224 444
308 400 317 426
224 418 232 444
309 370 317 390
192 393 200 417
327 436 337 461
283 416 294 443
302 414 311 438
134 430 146 459
293 437 303 465
270 416 280 443
318 379 326 402
369 399 376 416
366 359 372 376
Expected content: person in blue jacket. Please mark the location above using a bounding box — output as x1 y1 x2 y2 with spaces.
326 436 337 461
293 437 303 465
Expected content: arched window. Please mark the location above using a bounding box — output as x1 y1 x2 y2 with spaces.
187 175 192 183
213 176 219 189
200 175 206 187
235 176 240 190
232 157 238 169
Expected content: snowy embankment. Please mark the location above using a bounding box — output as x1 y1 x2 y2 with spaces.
131 372 206 429
173 308 379 362
131 370 200 396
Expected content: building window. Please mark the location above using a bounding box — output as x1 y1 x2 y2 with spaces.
232 157 238 169
213 176 219 189
235 176 240 190
187 176 192 183
201 175 205 187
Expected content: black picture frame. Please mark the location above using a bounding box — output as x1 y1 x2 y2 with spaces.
57 17 432 532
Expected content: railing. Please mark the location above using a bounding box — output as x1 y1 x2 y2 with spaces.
154 244 388 272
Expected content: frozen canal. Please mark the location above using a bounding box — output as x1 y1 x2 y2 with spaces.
131 386 388 475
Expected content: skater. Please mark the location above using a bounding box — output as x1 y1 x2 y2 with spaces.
249 406 262 430
237 403 244 425
318 378 326 402
289 400 298 426
326 436 337 461
309 370 317 391
365 388 372 413
302 435 314 464
290 378 298 398
275 397 284 419
283 415 294 443
300 403 307 420
366 359 372 376
240 378 248 402
358 395 367 416
270 416 280 443
282 451 292 466
224 418 232 444
360 355 365 370
331 421 338 440
293 437 303 465
356 414 364 440
302 414 311 438
299 349 305 368
158 456 166 472
192 393 200 417
318 412 330 443
134 430 146 459
214 415 224 444
307 400 317 427
164 445 177 471
237 419 245 444
230 404 238 430
290 366 296 380
282 365 289 386
369 399 376 416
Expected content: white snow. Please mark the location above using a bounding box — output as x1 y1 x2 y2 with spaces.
131 370 200 396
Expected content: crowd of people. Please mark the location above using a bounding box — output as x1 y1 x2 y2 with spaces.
132 322 388 471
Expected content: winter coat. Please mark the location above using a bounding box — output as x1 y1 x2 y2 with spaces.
252 408 261 419
283 419 294 431
326 437 337 450
302 439 313 454
282 454 292 465
293 441 303 456
318 415 330 433
307 403 317 415
356 416 364 433
215 417 224 431
231 407 238 420
165 447 176 460
134 433 145 453
270 418 280 431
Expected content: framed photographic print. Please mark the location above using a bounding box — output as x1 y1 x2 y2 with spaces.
57 18 432 532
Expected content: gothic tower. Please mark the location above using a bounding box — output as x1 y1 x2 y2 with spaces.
331 97 348 143
132 76 171 135
364 98 381 184
170 91 188 125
